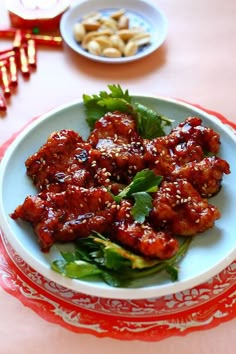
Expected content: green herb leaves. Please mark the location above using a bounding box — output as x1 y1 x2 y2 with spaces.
131 192 153 223
135 102 174 139
83 84 133 129
83 84 173 138
51 233 192 287
114 169 162 201
111 168 162 223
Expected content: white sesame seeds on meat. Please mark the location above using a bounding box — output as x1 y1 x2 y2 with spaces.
14 114 229 254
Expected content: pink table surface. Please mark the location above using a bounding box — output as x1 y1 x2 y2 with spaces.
0 0 236 353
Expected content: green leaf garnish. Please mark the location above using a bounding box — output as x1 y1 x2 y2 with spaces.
130 192 153 223
83 84 133 129
113 168 163 203
134 102 174 139
51 233 192 287
83 84 173 138
111 168 162 222
51 259 102 279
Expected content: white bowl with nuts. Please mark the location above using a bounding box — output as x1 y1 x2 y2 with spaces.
60 0 168 63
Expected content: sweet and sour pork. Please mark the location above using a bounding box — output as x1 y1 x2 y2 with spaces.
11 112 230 258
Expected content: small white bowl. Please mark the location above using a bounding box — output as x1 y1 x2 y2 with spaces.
60 0 168 63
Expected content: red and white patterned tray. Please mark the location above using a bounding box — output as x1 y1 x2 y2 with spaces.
0 103 235 341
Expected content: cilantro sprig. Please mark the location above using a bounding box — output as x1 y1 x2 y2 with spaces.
51 233 192 287
111 168 163 223
113 169 163 201
83 84 173 138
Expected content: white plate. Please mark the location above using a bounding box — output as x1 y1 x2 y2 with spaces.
60 0 168 63
0 96 236 299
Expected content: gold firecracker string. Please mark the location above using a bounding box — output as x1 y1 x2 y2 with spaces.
0 28 63 113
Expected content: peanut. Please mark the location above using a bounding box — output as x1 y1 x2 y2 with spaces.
95 35 112 49
110 9 125 20
103 47 122 58
124 41 138 57
87 40 101 56
73 23 86 43
130 32 151 46
117 28 141 41
81 31 99 48
117 15 129 30
100 18 118 32
110 34 125 52
81 20 100 31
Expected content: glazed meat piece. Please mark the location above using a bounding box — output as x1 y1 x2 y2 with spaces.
11 186 117 252
144 136 204 178
88 111 140 146
169 116 221 154
94 139 145 185
112 200 179 259
143 117 229 197
150 179 221 236
171 156 230 197
144 117 222 178
25 129 101 192
88 111 145 184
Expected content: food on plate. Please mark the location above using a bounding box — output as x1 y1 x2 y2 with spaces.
10 85 231 286
73 9 151 58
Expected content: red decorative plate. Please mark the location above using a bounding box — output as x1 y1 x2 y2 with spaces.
0 231 235 341
0 102 235 341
